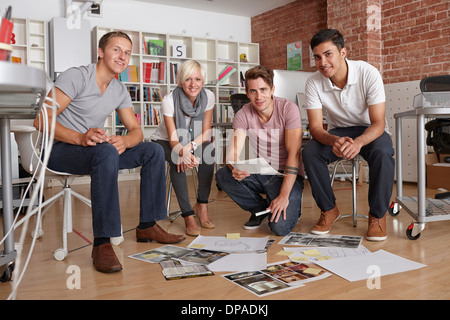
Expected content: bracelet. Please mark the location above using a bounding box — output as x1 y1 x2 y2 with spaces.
284 166 298 175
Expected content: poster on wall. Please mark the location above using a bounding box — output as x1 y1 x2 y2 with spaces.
287 41 302 71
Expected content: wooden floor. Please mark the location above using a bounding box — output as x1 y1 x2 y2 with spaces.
1 176 450 301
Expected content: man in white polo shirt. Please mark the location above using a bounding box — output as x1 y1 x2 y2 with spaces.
303 29 395 241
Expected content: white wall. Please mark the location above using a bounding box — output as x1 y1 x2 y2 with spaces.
0 0 252 42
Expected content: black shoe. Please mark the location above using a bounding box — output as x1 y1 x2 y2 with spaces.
244 213 269 230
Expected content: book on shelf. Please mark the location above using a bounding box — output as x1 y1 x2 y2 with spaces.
143 62 166 84
218 65 234 80
143 103 161 126
115 128 127 136
127 86 139 101
135 113 141 125
213 104 235 124
148 39 164 56
217 66 237 86
118 65 139 82
11 56 21 64
158 61 166 84
169 62 180 85
218 89 236 103
116 113 122 125
142 34 148 55
143 87 162 102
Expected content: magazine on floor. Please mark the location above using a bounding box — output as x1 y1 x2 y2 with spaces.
222 260 331 297
160 259 214 280
279 232 362 248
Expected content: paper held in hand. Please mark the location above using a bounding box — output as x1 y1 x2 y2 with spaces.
228 158 283 175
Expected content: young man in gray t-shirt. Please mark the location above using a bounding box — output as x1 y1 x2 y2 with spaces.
34 31 185 273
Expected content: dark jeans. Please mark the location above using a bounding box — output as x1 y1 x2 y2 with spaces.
47 141 166 238
216 166 304 236
154 139 215 217
302 126 395 218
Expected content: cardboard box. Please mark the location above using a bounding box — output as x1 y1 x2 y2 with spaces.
426 153 450 190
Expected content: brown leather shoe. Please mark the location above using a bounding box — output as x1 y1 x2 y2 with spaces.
91 243 122 273
366 214 387 241
310 206 340 235
136 224 186 244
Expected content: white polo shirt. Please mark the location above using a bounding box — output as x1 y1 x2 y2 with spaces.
305 59 387 131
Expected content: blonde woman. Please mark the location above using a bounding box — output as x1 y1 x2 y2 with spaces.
152 60 215 236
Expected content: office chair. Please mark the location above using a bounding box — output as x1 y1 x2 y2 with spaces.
230 93 250 115
11 125 123 261
330 155 368 227
420 75 450 92
420 75 450 200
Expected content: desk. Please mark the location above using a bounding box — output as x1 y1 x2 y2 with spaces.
0 61 46 281
394 107 450 240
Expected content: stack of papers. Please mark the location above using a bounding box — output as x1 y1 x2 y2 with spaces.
279 232 427 282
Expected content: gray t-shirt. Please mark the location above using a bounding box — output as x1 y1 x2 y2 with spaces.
54 63 132 134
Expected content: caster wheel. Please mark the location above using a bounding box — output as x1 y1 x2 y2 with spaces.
111 235 124 246
14 242 23 253
406 225 421 240
31 228 44 239
388 202 400 216
54 248 67 261
0 263 14 282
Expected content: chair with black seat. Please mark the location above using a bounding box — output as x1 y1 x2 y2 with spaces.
421 75 450 200
230 93 250 115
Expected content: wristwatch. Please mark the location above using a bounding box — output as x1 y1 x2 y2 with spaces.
190 141 197 152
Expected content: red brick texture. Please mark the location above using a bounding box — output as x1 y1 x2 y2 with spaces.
251 0 449 84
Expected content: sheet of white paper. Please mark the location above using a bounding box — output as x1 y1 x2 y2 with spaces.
209 252 267 272
229 158 283 175
188 235 270 253
314 249 427 282
433 163 450 167
284 245 371 263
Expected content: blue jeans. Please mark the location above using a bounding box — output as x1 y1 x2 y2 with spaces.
47 141 166 238
302 126 395 218
215 166 304 236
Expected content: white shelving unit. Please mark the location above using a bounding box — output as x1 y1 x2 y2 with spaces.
10 18 47 73
92 26 259 140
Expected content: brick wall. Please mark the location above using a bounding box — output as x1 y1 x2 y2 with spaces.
251 0 449 84
251 0 327 72
382 0 450 83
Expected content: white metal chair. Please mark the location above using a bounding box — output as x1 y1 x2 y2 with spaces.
11 125 123 261
166 162 198 222
330 155 368 227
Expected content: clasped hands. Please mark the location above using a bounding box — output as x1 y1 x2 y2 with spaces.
332 136 362 160
84 128 127 155
177 143 199 173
